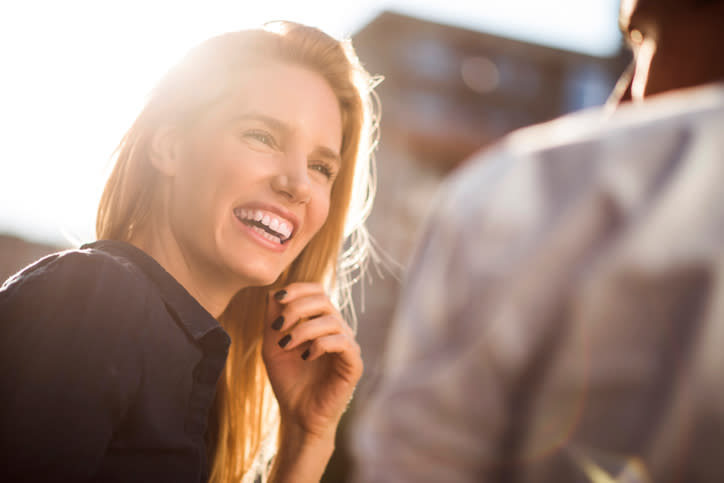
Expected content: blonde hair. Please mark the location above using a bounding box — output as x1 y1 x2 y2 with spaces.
96 21 379 483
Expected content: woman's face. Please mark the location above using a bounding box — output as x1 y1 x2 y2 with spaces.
164 61 343 289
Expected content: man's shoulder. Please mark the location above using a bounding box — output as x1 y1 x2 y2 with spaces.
439 82 724 223
507 82 724 159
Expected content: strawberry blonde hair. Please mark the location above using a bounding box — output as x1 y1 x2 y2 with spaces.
96 21 379 482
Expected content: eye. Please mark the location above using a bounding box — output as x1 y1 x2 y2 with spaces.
243 129 277 148
309 161 337 181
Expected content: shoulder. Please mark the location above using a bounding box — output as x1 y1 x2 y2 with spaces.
3 245 147 297
404 83 724 328
435 83 724 240
0 245 154 332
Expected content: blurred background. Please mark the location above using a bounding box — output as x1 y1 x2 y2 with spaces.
0 0 631 479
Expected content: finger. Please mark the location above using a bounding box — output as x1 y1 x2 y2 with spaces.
271 295 353 336
266 289 283 322
276 294 340 330
271 282 329 304
303 333 362 372
268 283 355 335
268 283 331 331
277 314 344 351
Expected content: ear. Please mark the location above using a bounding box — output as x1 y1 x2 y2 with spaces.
149 124 184 176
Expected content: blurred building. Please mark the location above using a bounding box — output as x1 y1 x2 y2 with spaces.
352 8 630 402
324 10 631 482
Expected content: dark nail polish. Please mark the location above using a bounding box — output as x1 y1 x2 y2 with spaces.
271 316 284 331
274 289 287 301
278 334 291 348
301 349 310 360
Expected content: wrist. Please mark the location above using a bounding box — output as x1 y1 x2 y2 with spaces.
269 423 336 483
283 419 336 445
278 423 336 463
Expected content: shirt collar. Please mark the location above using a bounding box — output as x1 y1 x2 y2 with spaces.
82 240 229 348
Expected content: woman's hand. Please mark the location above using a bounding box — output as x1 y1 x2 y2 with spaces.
262 282 363 442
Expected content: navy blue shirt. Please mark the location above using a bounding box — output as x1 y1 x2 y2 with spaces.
0 240 230 482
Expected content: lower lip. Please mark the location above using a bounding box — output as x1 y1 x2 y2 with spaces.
233 214 288 253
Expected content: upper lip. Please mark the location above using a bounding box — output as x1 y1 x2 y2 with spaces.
233 202 299 241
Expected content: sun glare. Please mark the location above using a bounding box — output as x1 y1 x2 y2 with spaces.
0 1 265 245
0 0 619 246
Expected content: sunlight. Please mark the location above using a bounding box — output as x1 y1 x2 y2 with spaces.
0 0 620 246
0 1 263 244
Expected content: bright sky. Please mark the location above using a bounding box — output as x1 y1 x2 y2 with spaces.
0 0 621 246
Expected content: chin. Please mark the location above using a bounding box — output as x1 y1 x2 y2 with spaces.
227 257 284 289
245 272 280 288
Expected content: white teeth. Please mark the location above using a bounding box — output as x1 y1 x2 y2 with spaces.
250 224 281 244
278 222 291 238
236 208 294 241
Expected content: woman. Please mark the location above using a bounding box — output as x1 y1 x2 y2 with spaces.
0 21 379 482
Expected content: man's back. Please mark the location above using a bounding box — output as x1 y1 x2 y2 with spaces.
352 83 724 482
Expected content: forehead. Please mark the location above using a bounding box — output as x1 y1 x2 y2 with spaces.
232 61 337 107
210 61 343 143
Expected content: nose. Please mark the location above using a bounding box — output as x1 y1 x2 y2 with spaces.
271 158 312 204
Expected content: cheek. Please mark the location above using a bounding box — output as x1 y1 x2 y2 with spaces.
180 138 254 200
189 139 239 181
308 188 332 234
168 150 239 234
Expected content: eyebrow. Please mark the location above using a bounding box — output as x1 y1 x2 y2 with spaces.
236 112 291 137
315 145 342 167
235 111 342 166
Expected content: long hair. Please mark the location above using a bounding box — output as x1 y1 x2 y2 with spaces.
96 21 380 483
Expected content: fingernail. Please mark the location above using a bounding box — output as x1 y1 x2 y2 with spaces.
301 349 310 360
271 316 284 331
278 334 291 348
274 289 287 301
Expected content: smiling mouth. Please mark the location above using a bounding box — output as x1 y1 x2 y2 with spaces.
234 208 294 245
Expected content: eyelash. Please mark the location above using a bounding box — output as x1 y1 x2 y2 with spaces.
310 161 336 180
244 129 276 147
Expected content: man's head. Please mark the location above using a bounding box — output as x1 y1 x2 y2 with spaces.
616 0 724 102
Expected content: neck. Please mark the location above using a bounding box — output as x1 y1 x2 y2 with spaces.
130 221 242 319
